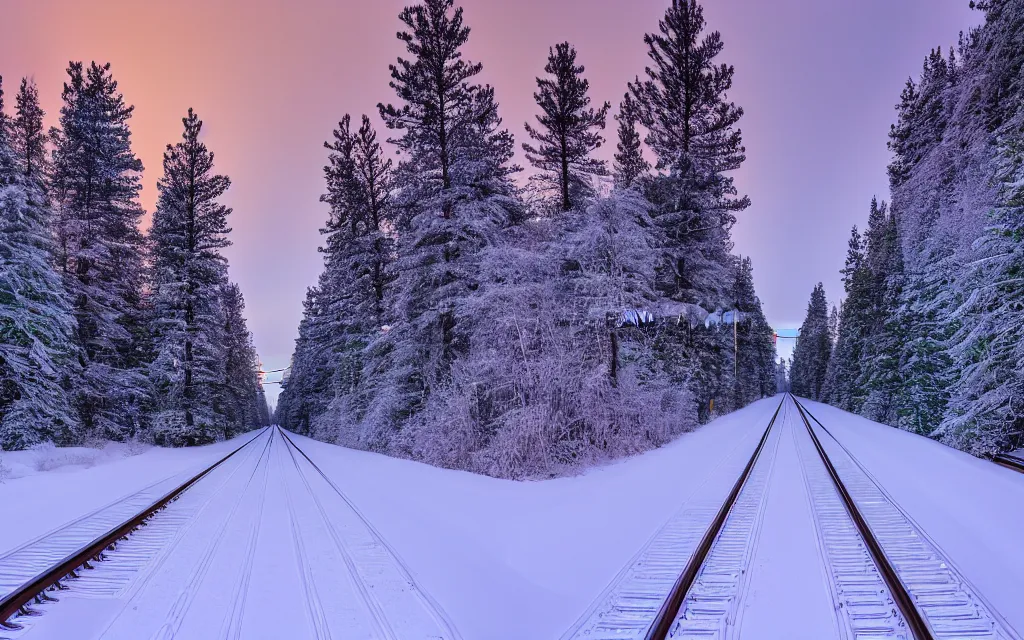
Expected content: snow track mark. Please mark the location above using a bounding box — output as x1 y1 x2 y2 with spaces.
280 428 460 639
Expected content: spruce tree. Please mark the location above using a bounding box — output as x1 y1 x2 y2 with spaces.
49 62 150 440
0 76 82 449
613 92 649 189
11 79 49 180
221 282 261 438
790 283 832 400
522 42 610 211
148 109 232 445
370 0 520 445
631 0 749 307
278 114 397 440
629 0 749 420
823 225 869 410
729 257 777 408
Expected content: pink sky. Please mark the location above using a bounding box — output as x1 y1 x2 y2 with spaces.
1 0 980 405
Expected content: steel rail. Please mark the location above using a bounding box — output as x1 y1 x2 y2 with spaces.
791 396 934 640
0 427 269 629
644 395 786 640
992 452 1024 474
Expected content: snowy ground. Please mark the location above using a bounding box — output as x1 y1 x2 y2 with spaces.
1 396 1021 639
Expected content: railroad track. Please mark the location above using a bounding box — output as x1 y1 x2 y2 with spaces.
0 426 459 640
992 451 1024 474
0 427 269 631
562 396 786 640
793 398 1019 640
568 394 1020 640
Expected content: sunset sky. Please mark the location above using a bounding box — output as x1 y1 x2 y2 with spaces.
1 0 980 406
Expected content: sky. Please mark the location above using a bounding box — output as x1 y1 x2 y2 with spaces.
1 0 981 406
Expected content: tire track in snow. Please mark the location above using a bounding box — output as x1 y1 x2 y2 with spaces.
217 439 273 640
88 430 274 640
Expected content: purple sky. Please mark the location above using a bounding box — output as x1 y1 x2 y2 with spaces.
1 0 980 404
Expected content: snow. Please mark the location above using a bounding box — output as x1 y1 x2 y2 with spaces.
2 396 1022 639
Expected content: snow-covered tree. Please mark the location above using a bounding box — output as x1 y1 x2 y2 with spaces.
220 282 261 438
631 0 749 308
399 191 694 478
523 42 610 212
729 257 777 408
613 92 649 190
277 114 397 441
148 109 233 445
369 0 521 447
0 76 82 449
790 283 831 400
775 358 789 393
10 78 49 181
626 0 750 420
49 62 150 441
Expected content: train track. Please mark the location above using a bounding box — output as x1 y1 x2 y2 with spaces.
0 427 268 630
794 399 1019 640
571 394 1019 640
0 427 459 640
993 451 1024 474
642 397 785 639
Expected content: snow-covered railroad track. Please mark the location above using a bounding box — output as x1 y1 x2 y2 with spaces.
793 398 1022 640
277 428 461 639
0 428 269 631
992 451 1024 475
562 396 786 640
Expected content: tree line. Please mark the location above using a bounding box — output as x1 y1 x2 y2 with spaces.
0 65 270 450
275 0 778 479
788 0 1024 459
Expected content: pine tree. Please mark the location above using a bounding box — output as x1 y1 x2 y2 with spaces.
275 288 323 434
49 62 150 441
775 358 789 393
631 0 749 307
628 0 749 420
613 92 650 190
0 76 82 449
729 257 777 408
148 109 233 445
11 79 49 181
277 114 397 440
859 201 905 423
370 0 520 446
523 42 610 212
790 283 831 400
256 386 271 427
220 282 261 438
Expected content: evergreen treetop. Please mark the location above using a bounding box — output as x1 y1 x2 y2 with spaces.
523 41 610 212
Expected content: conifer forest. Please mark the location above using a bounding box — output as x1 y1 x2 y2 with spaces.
788 0 1024 459
2 0 1023 480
